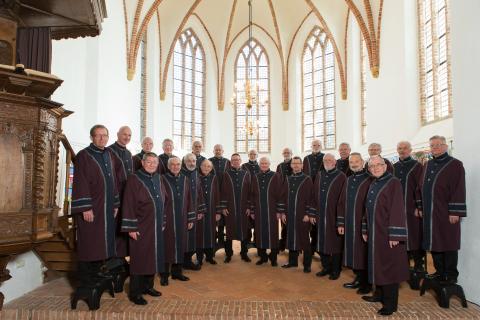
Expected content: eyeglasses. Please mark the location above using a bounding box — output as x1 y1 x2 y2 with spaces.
429 143 446 148
94 134 109 138
368 163 386 168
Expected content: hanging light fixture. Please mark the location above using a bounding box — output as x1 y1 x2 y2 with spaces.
230 0 264 110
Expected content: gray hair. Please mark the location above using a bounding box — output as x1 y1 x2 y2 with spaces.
429 135 447 144
162 138 173 147
167 156 181 167
338 142 351 149
183 153 197 162
323 153 336 161
368 143 382 150
142 152 158 160
368 155 386 166
258 156 270 164
350 152 363 161
397 141 412 149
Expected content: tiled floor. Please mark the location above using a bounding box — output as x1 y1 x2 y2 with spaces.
2 248 479 319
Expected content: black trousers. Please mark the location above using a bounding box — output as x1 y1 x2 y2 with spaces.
225 239 249 257
378 283 399 312
196 248 215 262
161 263 183 278
431 250 459 279
320 253 342 273
258 248 278 261
129 274 154 298
247 217 255 243
353 269 369 288
288 248 312 267
310 225 318 252
217 216 226 244
408 249 426 270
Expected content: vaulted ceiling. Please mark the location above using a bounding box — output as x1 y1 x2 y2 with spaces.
122 0 384 109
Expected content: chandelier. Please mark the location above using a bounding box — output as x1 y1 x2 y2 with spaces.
230 0 267 111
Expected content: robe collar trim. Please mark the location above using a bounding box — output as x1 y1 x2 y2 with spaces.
375 171 392 182
399 156 413 163
292 171 304 177
326 168 338 174
433 152 449 162
248 160 258 165
138 168 156 178
88 143 106 153
114 141 127 149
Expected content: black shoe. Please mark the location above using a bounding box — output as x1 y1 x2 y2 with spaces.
426 272 441 280
160 276 169 286
329 272 340 280
315 269 330 277
241 254 251 262
343 280 361 289
441 276 458 284
224 256 232 263
303 266 311 273
143 288 162 297
172 274 190 281
377 308 394 316
356 285 372 295
281 263 298 268
129 295 148 305
206 258 217 265
256 258 268 265
271 261 278 267
184 262 201 271
362 295 382 303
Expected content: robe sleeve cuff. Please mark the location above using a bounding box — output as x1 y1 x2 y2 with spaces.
114 194 121 208
388 226 407 241
215 205 223 213
307 206 317 217
187 211 197 222
219 200 228 209
448 203 467 217
197 203 207 214
276 203 286 213
121 218 138 232
71 197 93 213
336 216 344 227
415 199 423 209
361 222 368 235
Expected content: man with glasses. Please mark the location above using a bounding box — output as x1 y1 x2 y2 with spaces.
72 124 123 287
420 135 466 284
365 143 393 174
133 137 154 171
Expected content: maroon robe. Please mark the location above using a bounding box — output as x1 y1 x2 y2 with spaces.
251 171 283 250
182 168 206 253
71 144 122 261
162 173 196 264
312 168 346 254
336 157 353 176
158 153 176 175
303 152 325 182
133 150 146 172
393 157 423 251
280 172 314 251
337 170 371 270
242 160 260 176
276 160 292 180
197 173 222 249
363 172 409 286
420 153 466 252
121 169 169 274
209 156 231 187
108 141 133 258
221 168 251 241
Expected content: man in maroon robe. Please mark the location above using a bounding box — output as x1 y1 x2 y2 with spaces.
362 156 409 316
71 125 122 286
303 139 325 254
158 138 176 175
251 157 283 266
336 143 353 176
280 156 315 273
182 153 206 270
221 153 252 263
209 144 230 247
420 135 466 284
276 147 293 251
121 152 168 305
197 159 222 265
337 153 372 294
364 143 393 173
241 149 259 248
311 154 346 280
133 137 154 171
160 157 195 286
183 140 206 169
107 126 133 287
393 141 424 273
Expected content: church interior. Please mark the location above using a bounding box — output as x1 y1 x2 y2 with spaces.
0 0 479 318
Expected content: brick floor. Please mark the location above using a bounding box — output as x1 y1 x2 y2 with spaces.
1 249 479 319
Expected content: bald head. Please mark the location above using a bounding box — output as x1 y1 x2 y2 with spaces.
116 126 132 146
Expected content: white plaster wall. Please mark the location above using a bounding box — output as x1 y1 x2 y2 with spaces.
1 252 44 304
450 0 480 305
51 1 142 153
